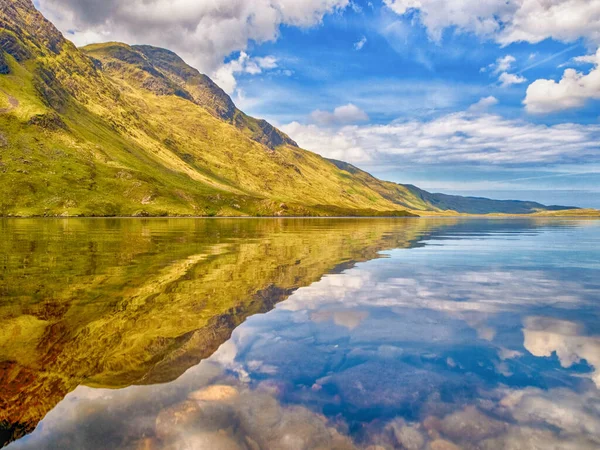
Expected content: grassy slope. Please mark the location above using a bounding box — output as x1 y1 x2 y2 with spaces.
0 3 417 217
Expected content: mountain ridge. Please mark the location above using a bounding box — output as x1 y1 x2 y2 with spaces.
0 0 581 217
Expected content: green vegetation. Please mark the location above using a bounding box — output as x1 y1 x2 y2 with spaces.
0 0 583 217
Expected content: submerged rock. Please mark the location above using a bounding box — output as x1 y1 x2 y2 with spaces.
439 406 506 443
326 361 447 409
394 425 425 450
479 425 599 450
428 439 462 450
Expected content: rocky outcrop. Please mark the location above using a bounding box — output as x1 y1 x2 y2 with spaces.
0 51 8 74
0 0 64 57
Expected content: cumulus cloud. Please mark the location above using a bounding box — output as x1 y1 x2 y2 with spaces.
383 0 600 45
354 35 367 50
309 103 370 125
498 72 527 87
38 0 349 75
213 52 279 94
282 111 600 164
524 48 600 113
480 55 526 88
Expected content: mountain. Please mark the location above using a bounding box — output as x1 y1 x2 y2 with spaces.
0 0 578 216
327 160 572 215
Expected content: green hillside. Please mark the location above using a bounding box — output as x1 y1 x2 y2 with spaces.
0 0 578 216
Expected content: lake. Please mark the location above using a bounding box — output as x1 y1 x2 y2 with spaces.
1 218 599 449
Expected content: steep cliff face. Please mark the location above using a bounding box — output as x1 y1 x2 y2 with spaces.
84 43 298 150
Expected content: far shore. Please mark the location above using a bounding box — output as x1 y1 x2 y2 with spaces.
1 209 599 220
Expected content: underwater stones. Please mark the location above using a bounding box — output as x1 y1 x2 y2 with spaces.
439 406 506 443
428 439 462 450
422 416 443 440
188 385 239 402
328 361 445 409
393 423 425 450
479 425 599 450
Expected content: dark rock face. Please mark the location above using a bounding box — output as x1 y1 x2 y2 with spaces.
28 112 67 130
0 0 64 56
0 419 33 449
0 31 31 62
133 45 238 122
131 45 298 150
255 119 298 149
0 52 8 74
33 65 69 112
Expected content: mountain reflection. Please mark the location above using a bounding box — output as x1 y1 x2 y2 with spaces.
1 218 599 449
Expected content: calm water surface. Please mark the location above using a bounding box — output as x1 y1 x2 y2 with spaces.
1 218 599 449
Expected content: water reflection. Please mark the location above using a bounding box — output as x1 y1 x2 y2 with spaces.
1 218 599 449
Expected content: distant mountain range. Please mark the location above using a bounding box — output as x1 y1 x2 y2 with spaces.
0 0 581 217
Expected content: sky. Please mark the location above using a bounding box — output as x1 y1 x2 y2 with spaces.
35 0 600 208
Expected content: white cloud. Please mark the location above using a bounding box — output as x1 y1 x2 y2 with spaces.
213 52 279 94
524 49 600 114
383 0 600 45
282 111 600 164
481 55 516 74
574 53 600 64
467 96 498 112
480 56 526 88
255 55 278 70
498 72 527 87
309 103 369 125
38 0 349 74
354 35 367 50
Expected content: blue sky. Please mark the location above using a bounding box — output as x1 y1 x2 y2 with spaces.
38 0 600 207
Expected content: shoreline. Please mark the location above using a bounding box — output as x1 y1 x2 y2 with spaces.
1 213 599 220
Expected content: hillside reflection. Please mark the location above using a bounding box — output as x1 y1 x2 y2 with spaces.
1 218 598 449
